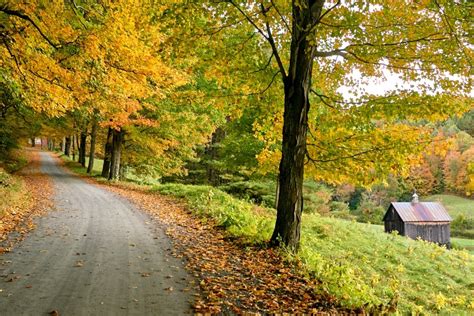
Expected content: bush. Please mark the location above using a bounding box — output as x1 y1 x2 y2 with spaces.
153 183 274 242
451 214 474 238
303 181 333 214
353 197 385 225
219 180 276 207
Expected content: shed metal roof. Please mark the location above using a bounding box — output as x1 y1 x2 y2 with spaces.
388 202 452 222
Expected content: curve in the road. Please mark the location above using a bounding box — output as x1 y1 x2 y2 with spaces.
0 152 193 315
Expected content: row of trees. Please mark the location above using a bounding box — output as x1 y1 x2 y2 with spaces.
1 0 472 249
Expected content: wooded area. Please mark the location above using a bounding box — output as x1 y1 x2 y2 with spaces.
0 0 472 249
1 1 473 314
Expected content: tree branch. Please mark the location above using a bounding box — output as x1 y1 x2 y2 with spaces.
28 69 73 91
0 6 59 49
259 2 287 78
269 0 290 32
2 38 26 80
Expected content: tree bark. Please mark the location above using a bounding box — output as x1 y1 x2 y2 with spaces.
204 126 226 186
72 134 76 161
109 129 124 181
269 1 322 251
79 129 87 167
101 127 113 178
61 137 65 153
31 137 35 147
87 120 98 174
65 136 71 156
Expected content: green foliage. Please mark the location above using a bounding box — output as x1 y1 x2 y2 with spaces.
302 181 333 214
456 110 474 137
0 71 41 164
219 180 276 207
451 215 474 239
152 183 273 242
451 238 474 255
352 194 386 225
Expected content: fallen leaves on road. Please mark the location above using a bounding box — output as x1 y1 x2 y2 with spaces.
0 149 53 253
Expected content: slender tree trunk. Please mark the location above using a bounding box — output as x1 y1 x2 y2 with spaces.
205 126 226 186
75 134 80 161
101 127 113 178
87 120 98 174
31 137 35 147
61 137 65 153
269 1 321 251
109 129 124 181
72 134 76 161
65 136 71 156
79 129 87 167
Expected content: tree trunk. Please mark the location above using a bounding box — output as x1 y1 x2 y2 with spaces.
109 129 124 181
87 120 98 174
79 129 87 167
269 1 321 251
65 136 71 156
72 134 76 161
75 134 80 161
61 137 65 153
101 127 113 178
31 137 35 147
205 126 226 186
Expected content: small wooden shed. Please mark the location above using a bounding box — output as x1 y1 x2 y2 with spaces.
383 193 452 247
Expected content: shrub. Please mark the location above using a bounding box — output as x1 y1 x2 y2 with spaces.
451 214 474 238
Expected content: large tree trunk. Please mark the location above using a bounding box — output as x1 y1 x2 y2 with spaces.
270 1 321 251
109 129 124 181
65 136 71 156
79 129 87 167
87 120 98 174
101 127 113 178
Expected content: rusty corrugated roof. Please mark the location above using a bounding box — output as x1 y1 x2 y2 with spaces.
390 202 452 222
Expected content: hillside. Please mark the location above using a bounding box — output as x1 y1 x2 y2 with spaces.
154 184 474 314
425 194 473 218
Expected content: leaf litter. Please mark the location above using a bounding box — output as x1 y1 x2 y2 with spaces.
73 178 347 314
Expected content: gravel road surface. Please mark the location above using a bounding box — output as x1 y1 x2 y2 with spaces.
0 152 193 315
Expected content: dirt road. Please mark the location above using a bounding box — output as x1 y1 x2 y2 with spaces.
0 152 193 315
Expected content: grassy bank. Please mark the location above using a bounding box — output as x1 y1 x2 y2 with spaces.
0 168 27 218
452 237 474 254
58 153 103 177
153 183 473 314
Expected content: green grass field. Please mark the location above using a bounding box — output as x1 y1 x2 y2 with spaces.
452 237 474 254
425 194 473 218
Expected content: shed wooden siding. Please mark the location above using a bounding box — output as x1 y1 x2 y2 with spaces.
384 206 405 235
404 222 451 245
